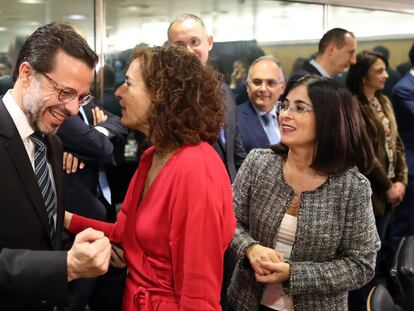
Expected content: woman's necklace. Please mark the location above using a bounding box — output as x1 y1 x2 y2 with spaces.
286 193 301 217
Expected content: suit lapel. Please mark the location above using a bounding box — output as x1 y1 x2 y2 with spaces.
303 61 323 76
0 100 53 242
245 102 270 147
45 135 64 249
408 72 414 86
222 84 234 155
81 103 96 124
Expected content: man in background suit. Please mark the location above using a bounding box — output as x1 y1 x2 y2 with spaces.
167 13 246 182
167 14 246 310
58 103 127 221
237 56 285 153
57 102 127 311
287 28 357 88
389 43 414 256
0 23 111 310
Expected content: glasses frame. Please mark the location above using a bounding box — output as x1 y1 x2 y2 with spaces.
41 72 93 107
172 35 207 49
276 100 314 115
248 78 284 88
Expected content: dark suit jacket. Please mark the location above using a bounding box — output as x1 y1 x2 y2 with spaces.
237 100 270 153
286 60 322 92
57 103 127 221
57 103 127 220
383 67 401 99
392 72 414 176
0 99 68 309
233 80 248 106
100 89 121 117
212 84 246 182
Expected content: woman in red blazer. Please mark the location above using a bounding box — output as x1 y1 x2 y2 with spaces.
65 45 236 311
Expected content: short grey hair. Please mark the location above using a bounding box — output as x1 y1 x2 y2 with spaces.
247 56 285 83
167 14 208 40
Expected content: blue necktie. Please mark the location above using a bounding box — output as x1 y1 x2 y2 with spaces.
261 113 280 145
99 169 112 204
31 133 56 239
219 128 226 146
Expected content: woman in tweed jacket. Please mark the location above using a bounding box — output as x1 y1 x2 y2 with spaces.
228 76 380 311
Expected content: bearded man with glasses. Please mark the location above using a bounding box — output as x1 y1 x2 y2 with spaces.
237 56 286 153
0 22 111 310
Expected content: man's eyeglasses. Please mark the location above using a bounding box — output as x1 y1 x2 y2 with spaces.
41 72 93 107
173 36 204 49
249 78 283 88
276 100 314 115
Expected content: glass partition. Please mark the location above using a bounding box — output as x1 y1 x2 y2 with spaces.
0 0 413 95
102 0 414 85
328 5 414 71
0 0 95 94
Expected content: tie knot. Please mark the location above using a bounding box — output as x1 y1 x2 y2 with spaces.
261 113 273 125
30 132 45 149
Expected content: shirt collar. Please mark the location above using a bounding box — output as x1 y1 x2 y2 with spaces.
251 101 277 118
3 90 35 140
410 68 414 77
310 59 331 78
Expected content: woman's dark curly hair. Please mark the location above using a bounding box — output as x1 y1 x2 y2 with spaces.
130 45 225 155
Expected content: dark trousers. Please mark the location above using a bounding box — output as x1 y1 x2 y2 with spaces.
348 207 392 311
221 248 237 311
65 266 126 311
388 177 414 257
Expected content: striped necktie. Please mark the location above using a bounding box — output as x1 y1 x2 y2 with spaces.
31 133 56 239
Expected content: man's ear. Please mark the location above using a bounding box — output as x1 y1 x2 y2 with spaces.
326 42 338 57
17 62 34 88
207 35 214 52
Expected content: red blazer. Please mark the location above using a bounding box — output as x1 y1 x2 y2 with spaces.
70 142 236 311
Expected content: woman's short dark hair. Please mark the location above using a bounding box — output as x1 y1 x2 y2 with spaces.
274 75 374 174
346 50 388 103
131 45 225 155
13 22 98 82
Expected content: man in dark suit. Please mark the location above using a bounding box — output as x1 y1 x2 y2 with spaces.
237 56 285 153
58 103 127 221
389 43 414 255
167 14 246 182
0 23 111 310
287 28 357 88
167 14 246 311
57 103 127 311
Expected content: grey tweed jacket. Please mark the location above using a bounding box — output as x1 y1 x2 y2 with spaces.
228 149 380 311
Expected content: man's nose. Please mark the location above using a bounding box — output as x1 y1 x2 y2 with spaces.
185 44 195 54
350 54 357 65
65 99 80 116
258 81 267 91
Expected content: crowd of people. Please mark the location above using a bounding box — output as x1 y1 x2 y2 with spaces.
1 12 414 311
